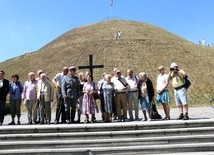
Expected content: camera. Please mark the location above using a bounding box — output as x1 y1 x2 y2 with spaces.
170 68 179 72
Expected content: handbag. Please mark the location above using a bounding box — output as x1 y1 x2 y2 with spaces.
150 100 162 119
93 93 100 100
184 76 191 89
92 82 100 100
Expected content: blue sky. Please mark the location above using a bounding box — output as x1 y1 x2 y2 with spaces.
0 0 213 62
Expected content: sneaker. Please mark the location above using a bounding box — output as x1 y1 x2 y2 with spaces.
183 114 189 120
177 113 184 120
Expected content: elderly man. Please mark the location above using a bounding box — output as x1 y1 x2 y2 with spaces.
125 69 139 121
62 66 80 124
22 72 38 124
37 73 54 124
112 69 128 122
52 67 68 124
0 71 10 125
167 62 189 120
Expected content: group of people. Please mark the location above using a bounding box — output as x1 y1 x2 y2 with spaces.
0 62 190 125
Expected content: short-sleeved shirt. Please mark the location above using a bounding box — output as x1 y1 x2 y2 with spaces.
170 72 185 88
54 72 64 88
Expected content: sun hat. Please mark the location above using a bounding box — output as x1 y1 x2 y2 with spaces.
170 62 178 68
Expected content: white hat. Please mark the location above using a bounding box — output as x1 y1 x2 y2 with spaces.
170 62 178 68
138 72 147 78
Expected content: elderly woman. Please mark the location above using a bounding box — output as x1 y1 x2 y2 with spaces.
9 74 23 125
138 72 155 121
101 74 114 122
37 73 54 124
82 74 98 123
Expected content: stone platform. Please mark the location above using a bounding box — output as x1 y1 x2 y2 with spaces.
3 106 214 125
1 107 214 154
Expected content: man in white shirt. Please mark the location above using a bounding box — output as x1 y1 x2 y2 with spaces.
112 70 128 122
125 69 139 121
52 67 68 124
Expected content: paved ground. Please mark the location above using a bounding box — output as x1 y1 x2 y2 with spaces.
2 106 214 125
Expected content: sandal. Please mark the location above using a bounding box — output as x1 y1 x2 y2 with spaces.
163 117 170 120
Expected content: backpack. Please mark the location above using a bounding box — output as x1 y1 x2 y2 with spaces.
184 76 191 89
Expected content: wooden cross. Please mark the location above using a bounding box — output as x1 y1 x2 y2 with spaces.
78 54 104 78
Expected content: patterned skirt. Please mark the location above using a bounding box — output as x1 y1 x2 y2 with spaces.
82 94 97 115
156 90 170 104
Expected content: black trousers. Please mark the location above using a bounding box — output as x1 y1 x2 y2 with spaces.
64 97 77 123
55 91 66 123
0 100 6 123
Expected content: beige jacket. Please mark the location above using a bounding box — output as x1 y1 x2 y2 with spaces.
37 79 54 102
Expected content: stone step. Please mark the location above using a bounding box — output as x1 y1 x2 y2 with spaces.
0 142 214 155
0 119 214 134
0 134 214 150
103 152 214 155
0 126 214 141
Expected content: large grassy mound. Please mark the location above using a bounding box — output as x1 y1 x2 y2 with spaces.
1 19 214 106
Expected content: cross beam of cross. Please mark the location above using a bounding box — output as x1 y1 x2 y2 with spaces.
78 55 104 79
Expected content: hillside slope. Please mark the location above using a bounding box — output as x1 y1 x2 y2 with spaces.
1 19 214 105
